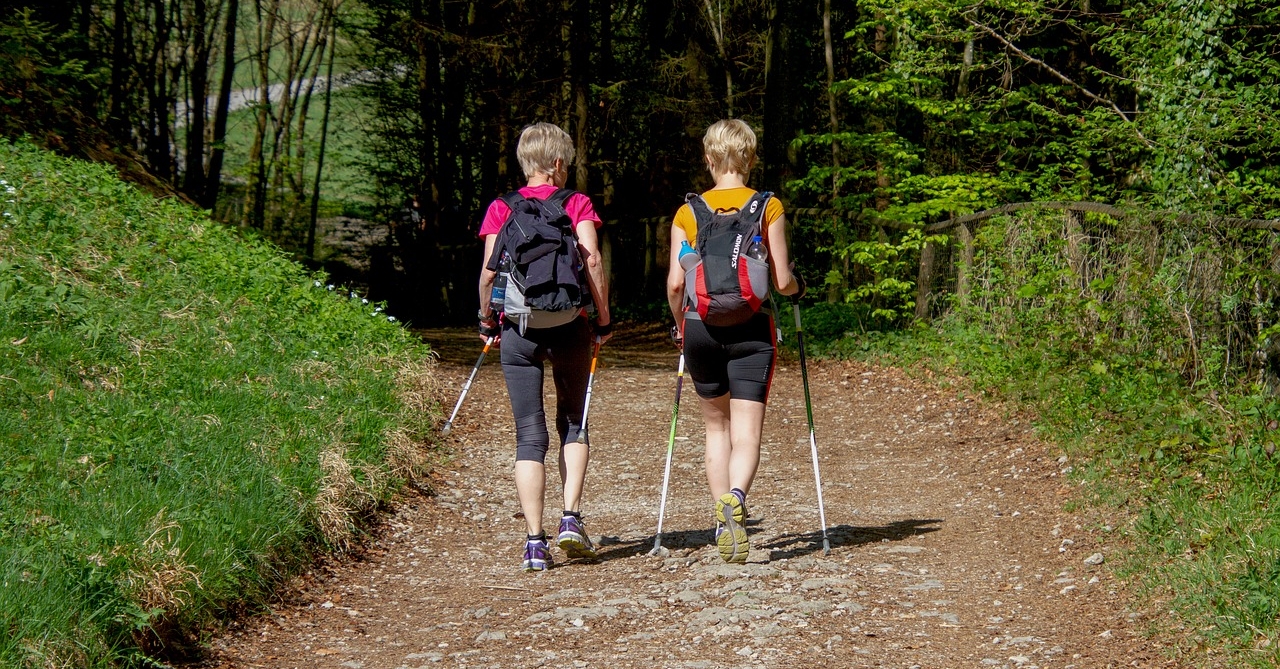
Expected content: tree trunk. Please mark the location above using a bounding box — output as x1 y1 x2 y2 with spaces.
264 6 322 236
823 0 843 303
183 0 209 199
597 0 614 205
245 0 281 229
915 240 937 320
307 9 337 260
956 221 975 306
701 0 733 116
762 0 798 192
146 0 174 178
415 1 439 210
204 0 238 211
570 0 590 193
108 0 129 138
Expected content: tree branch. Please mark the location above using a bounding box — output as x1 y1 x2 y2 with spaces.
966 16 1143 136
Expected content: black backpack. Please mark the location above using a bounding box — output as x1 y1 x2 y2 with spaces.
683 191 772 326
486 188 591 316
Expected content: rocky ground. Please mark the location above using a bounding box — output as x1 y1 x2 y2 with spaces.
189 323 1178 669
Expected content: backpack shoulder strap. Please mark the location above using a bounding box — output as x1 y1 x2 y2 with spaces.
543 188 575 228
546 188 575 208
487 192 525 271
738 191 772 238
739 191 771 225
500 190 525 212
685 193 715 225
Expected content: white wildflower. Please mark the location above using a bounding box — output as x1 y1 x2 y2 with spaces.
314 280 322 287
326 284 334 291
387 316 397 322
362 298 368 304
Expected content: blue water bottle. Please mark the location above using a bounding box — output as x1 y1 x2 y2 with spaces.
678 240 700 271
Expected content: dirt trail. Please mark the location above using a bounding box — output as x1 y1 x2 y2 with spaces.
194 324 1172 669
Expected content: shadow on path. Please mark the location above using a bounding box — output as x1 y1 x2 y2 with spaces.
585 518 943 563
760 519 943 560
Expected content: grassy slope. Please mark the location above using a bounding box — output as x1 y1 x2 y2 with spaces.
0 139 437 667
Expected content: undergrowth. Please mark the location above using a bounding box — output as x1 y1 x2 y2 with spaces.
0 139 439 667
802 209 1280 666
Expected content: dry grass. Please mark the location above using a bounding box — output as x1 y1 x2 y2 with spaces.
387 354 444 480
19 639 90 669
310 353 442 548
313 446 365 548
119 511 202 615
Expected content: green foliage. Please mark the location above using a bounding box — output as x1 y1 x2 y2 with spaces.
824 227 947 324
0 139 437 667
809 204 1280 663
786 0 1280 326
0 9 99 137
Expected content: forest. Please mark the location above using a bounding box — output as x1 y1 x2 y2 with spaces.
5 0 1276 325
5 0 1280 665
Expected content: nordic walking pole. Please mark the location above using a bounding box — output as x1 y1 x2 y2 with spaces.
575 337 603 443
792 302 831 555
441 335 495 435
648 352 686 557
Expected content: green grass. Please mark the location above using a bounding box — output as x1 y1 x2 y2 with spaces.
806 303 1280 665
0 139 438 667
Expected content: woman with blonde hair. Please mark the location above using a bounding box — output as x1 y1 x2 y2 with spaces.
666 119 805 563
478 122 612 571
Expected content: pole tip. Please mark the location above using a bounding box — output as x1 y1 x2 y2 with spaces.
575 431 587 444
441 423 452 435
823 538 831 555
647 545 669 558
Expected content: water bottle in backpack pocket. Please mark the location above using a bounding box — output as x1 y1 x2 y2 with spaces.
680 240 702 307
490 252 512 313
684 192 772 326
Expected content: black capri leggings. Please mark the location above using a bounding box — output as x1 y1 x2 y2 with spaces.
682 311 776 403
500 316 593 463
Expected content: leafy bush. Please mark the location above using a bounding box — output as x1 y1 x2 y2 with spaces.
814 206 1280 664
0 139 438 667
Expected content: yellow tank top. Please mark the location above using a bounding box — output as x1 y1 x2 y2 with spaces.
672 187 785 246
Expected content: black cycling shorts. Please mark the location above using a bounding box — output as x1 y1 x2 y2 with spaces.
682 311 776 403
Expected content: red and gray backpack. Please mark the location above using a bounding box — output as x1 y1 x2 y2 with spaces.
683 191 772 326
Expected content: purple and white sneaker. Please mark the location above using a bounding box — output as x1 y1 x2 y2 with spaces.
556 514 598 560
522 537 552 572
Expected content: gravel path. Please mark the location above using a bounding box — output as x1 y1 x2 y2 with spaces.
193 324 1173 669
